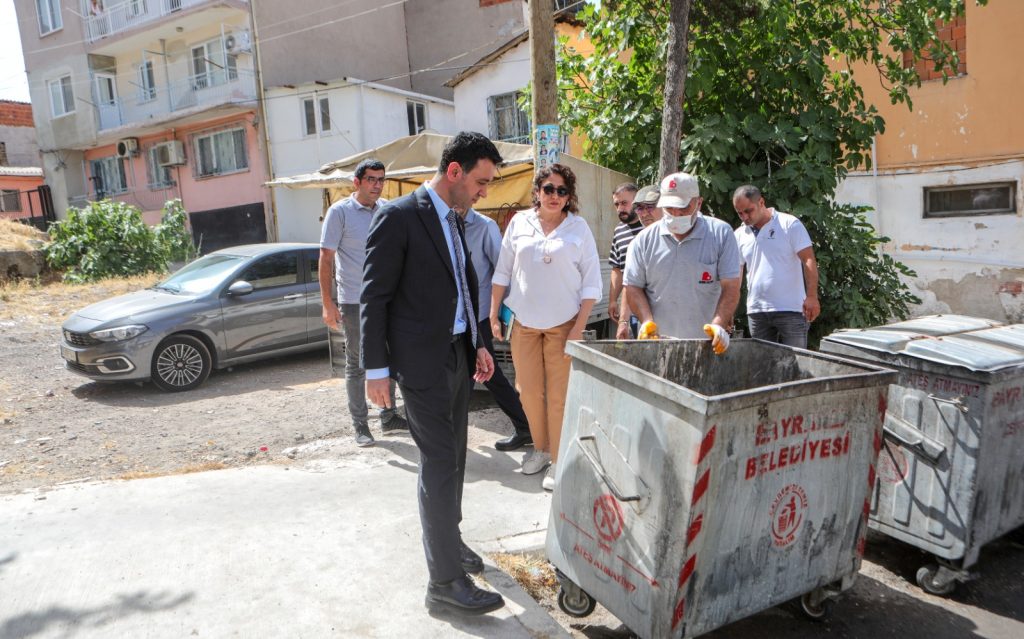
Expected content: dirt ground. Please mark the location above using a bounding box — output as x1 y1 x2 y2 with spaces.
1 288 1022 638
0 309 512 495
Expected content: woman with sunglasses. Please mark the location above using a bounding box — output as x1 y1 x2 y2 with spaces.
489 164 602 491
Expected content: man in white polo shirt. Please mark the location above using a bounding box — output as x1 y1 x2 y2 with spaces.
624 172 741 350
732 184 820 348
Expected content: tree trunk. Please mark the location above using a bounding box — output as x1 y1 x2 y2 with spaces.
658 0 693 179
529 0 559 166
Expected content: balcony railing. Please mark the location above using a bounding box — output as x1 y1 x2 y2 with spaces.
98 68 257 131
85 0 242 43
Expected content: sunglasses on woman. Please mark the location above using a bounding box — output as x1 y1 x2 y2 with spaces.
542 184 570 197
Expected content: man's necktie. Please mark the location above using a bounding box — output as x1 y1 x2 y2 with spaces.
445 210 478 348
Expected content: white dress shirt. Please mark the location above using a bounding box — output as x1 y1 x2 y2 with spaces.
492 209 602 329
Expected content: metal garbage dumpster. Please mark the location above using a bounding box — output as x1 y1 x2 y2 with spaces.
546 339 896 638
820 315 1024 595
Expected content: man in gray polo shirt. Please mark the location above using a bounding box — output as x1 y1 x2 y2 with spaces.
624 172 741 350
319 158 406 447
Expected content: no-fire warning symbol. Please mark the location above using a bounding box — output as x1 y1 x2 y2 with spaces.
593 494 625 543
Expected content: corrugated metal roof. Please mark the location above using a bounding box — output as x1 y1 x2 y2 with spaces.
823 315 1024 373
0 166 44 177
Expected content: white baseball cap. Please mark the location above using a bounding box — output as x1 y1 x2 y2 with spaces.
656 172 700 209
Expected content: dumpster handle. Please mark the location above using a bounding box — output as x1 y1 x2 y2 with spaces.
927 394 968 413
577 435 643 502
882 414 948 467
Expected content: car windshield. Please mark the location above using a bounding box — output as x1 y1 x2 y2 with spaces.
154 255 246 295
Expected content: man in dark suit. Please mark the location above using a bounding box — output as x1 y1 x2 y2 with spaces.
361 132 505 616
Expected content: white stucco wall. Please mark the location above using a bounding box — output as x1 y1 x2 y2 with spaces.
273 187 325 243
266 81 455 241
451 39 531 137
836 161 1024 322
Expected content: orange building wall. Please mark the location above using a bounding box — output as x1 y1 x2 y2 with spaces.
0 175 45 220
853 0 1024 169
82 112 268 226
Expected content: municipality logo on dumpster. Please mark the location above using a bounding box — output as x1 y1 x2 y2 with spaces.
770 484 808 547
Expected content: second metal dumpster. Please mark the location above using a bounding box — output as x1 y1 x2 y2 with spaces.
821 316 1024 595
546 339 896 639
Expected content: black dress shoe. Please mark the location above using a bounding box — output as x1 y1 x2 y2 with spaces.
426 574 504 616
495 431 533 451
460 541 484 574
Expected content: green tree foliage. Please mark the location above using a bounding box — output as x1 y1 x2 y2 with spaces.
46 199 197 283
559 0 984 344
154 199 199 264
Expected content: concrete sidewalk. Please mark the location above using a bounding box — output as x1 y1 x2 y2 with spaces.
0 441 568 638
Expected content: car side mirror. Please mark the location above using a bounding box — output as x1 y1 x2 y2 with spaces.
227 281 254 296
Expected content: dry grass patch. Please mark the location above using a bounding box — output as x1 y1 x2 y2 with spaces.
0 272 164 322
118 461 228 481
492 552 560 601
0 219 49 251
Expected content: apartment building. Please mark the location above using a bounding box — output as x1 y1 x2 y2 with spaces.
15 0 526 247
16 0 269 253
836 1 1024 322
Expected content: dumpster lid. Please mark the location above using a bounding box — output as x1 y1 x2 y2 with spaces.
874 314 1003 336
821 328 931 354
824 320 1024 372
901 334 1024 372
964 324 1024 352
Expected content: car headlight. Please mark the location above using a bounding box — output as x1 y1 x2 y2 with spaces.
89 325 149 342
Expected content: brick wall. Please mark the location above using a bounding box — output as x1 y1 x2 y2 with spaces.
903 15 967 81
0 101 35 128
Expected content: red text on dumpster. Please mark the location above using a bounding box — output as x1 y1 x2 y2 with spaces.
1004 419 1024 439
573 543 637 593
906 373 981 398
992 386 1022 410
754 414 847 446
745 430 852 480
769 484 808 547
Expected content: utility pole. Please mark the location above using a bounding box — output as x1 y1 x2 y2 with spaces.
658 0 693 180
529 0 559 170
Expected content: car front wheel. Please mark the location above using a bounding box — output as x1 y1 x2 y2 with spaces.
151 335 212 392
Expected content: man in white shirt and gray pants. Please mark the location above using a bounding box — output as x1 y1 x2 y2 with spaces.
319 158 406 447
732 184 820 348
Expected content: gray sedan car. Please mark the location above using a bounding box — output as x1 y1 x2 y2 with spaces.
60 243 329 392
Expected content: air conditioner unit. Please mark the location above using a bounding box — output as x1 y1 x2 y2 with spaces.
116 138 139 158
156 140 186 166
224 30 252 54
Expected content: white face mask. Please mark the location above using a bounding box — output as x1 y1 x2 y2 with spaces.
663 211 696 235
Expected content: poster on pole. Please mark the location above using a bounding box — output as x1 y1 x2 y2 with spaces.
534 124 560 172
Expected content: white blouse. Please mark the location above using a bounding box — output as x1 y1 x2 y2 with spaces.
492 209 603 329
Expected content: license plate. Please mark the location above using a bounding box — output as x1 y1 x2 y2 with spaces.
60 344 78 363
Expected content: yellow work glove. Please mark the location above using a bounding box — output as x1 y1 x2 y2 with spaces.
638 320 659 340
703 323 730 355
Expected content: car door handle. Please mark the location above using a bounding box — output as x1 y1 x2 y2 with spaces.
283 293 303 300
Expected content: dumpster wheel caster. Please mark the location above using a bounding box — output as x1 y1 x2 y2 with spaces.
916 564 957 596
797 592 833 621
558 586 596 617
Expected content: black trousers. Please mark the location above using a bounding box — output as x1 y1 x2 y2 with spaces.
478 319 530 436
399 334 471 584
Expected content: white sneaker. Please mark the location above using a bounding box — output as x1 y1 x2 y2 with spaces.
522 450 551 476
542 464 556 491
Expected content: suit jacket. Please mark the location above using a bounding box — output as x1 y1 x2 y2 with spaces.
360 186 480 389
